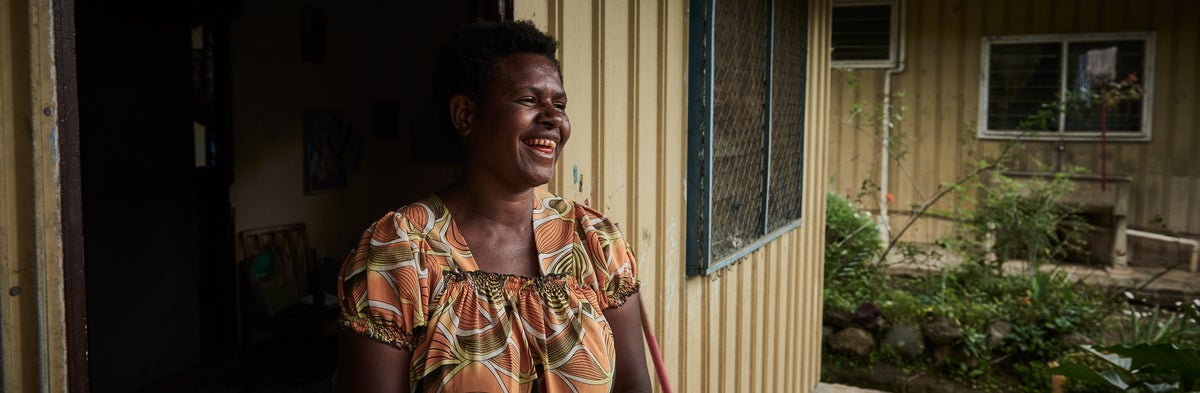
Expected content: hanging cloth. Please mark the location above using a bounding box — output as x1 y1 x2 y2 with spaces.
1084 47 1117 191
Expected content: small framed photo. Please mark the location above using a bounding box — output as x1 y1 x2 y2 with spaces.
303 110 346 193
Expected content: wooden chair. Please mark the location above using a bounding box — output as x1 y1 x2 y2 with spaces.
236 223 335 348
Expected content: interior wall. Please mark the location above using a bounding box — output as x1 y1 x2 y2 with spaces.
229 0 466 261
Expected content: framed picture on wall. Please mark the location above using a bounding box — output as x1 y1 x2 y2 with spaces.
303 110 347 193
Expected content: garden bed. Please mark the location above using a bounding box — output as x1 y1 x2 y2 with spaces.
822 192 1200 393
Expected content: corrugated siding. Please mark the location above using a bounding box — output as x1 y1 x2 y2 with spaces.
0 0 41 389
829 0 1200 253
1 0 69 390
516 0 830 391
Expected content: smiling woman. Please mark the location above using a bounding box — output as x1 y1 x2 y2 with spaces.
449 53 570 194
335 20 651 393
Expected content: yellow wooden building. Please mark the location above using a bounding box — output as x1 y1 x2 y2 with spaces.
2 0 832 391
828 0 1200 268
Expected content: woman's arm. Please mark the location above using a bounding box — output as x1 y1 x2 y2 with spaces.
336 331 411 393
604 293 653 393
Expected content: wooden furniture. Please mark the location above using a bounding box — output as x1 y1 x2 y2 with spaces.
236 223 335 348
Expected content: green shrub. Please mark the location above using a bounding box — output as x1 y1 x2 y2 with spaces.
823 182 1111 391
825 192 883 282
945 169 1093 272
1106 296 1200 349
824 192 886 312
823 257 1108 391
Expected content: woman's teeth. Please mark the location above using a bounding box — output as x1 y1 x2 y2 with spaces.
524 138 557 150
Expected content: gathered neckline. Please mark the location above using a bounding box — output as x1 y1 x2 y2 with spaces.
443 269 568 283
425 188 569 279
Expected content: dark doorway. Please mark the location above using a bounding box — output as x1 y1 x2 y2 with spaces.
74 0 507 391
75 1 237 391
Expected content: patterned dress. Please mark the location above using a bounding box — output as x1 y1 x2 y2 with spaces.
338 188 640 392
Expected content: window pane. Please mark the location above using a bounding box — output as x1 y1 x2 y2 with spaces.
1064 40 1145 132
832 5 891 61
769 0 806 231
987 42 1061 131
712 0 767 260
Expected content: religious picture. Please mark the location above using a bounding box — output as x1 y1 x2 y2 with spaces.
303 110 347 193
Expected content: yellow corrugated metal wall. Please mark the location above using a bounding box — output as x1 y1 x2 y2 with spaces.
516 0 830 391
829 0 1200 248
0 0 40 389
0 0 70 390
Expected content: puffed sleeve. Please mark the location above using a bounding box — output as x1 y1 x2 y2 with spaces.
575 203 641 310
337 211 430 350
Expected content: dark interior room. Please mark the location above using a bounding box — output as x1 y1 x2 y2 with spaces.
74 1 499 390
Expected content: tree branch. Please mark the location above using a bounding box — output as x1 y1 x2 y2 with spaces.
876 138 1024 264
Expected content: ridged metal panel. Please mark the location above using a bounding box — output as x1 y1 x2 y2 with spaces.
516 0 831 391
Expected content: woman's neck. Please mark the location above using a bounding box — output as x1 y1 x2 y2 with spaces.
438 171 535 227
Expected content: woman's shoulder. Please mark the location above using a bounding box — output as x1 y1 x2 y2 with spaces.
534 188 626 243
534 188 605 222
364 195 448 239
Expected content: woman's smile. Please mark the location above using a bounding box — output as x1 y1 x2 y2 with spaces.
522 137 558 159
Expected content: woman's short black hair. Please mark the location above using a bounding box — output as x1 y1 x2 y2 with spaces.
431 20 560 152
434 19 560 110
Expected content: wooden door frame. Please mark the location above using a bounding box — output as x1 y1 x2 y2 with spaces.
54 0 88 390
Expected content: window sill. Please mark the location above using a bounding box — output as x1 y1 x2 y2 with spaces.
699 218 804 276
832 60 897 69
977 131 1151 142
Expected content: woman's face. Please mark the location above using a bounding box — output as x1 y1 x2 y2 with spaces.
462 53 570 189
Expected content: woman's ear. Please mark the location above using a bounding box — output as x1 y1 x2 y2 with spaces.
449 94 474 137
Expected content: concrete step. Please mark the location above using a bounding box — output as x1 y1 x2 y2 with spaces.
814 382 890 393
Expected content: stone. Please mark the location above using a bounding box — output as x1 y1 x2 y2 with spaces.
922 317 963 346
882 323 926 358
824 308 855 328
855 302 883 326
828 327 875 358
987 320 1013 350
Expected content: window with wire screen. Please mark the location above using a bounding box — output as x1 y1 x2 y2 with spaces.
979 32 1154 141
686 0 808 276
831 0 897 67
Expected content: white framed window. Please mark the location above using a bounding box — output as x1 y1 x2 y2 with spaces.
978 32 1155 141
831 0 898 68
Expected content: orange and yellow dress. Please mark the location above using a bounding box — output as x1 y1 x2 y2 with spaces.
337 188 640 392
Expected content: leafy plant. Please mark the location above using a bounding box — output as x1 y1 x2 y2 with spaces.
1110 296 1200 348
1053 343 1200 392
825 192 883 282
824 191 887 312
944 167 1094 273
